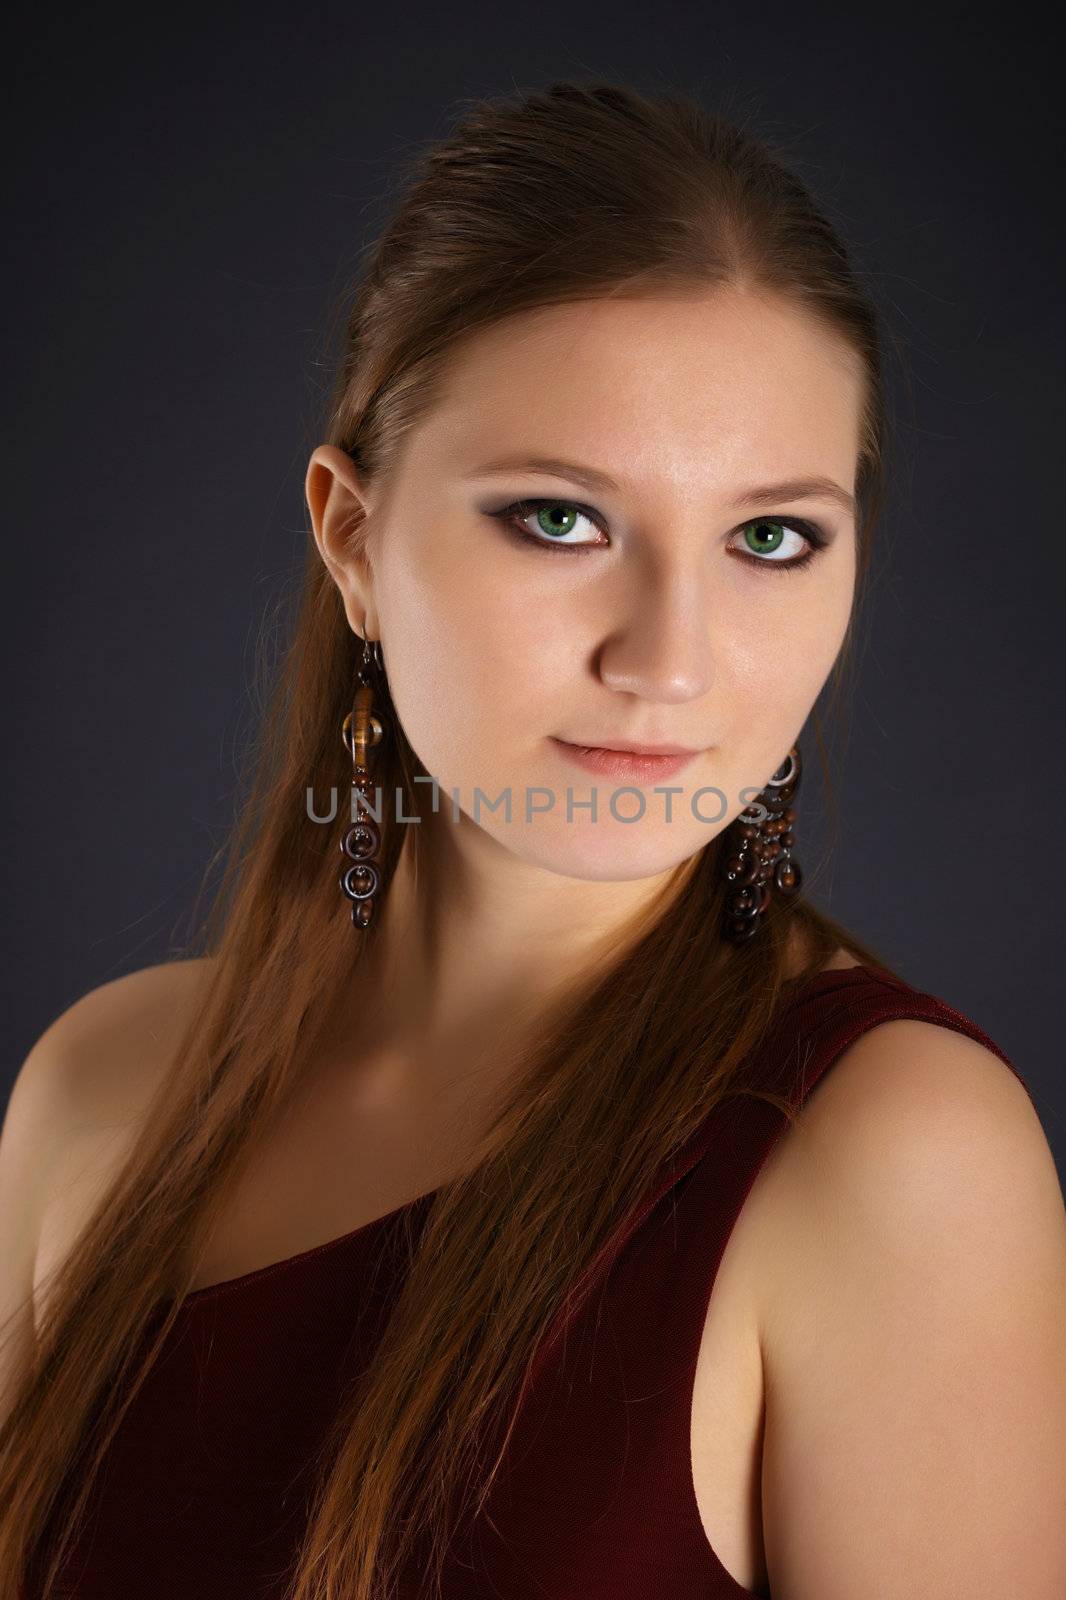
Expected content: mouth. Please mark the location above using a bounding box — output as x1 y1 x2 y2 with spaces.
548 737 702 782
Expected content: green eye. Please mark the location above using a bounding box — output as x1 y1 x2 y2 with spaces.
534 505 580 538
743 520 789 556
487 498 829 571
734 518 826 573
490 498 606 552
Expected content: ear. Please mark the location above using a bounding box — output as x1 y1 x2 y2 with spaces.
305 444 380 638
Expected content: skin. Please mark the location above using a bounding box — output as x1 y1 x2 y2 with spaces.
306 285 862 1095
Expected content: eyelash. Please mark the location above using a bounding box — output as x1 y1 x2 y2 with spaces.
486 498 829 574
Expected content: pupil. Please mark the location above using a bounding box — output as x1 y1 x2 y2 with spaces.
540 506 574 537
750 520 782 552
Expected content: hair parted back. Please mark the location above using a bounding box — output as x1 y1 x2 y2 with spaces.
1 77 900 1600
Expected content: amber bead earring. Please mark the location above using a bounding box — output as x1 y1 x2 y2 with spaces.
721 744 804 943
339 632 387 930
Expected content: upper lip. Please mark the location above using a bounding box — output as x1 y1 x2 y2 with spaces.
554 737 701 756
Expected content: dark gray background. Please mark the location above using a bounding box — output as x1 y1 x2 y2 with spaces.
4 4 1062 1177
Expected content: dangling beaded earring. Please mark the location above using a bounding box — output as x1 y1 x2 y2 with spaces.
721 744 804 943
339 632 387 930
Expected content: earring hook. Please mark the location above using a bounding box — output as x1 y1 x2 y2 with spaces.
355 624 384 678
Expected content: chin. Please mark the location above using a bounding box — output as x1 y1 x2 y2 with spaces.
488 820 710 883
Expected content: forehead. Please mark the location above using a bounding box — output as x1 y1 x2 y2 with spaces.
416 287 865 497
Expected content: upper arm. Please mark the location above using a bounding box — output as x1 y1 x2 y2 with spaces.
756 1018 1066 1599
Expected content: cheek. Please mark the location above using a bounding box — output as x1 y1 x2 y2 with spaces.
373 534 568 784
716 566 854 788
728 551 854 693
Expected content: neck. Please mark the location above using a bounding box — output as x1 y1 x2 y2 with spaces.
335 809 699 1083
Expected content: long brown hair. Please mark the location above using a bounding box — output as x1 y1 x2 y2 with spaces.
1 79 902 1599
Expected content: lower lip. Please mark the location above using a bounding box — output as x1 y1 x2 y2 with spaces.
548 738 700 782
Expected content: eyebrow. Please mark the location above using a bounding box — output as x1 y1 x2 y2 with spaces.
465 454 857 519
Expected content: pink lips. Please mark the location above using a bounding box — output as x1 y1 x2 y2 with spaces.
548 737 700 782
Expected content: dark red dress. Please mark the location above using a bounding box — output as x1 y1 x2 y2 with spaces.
33 963 1034 1598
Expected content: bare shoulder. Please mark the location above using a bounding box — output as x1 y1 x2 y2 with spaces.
27 958 219 1215
761 1015 1051 1222
27 957 217 1131
17 953 215 1162
753 1015 1066 1595
8 960 214 1328
754 1014 1060 1332
0 958 215 1419
4 956 215 1218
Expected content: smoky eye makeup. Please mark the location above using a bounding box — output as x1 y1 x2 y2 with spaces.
479 495 834 575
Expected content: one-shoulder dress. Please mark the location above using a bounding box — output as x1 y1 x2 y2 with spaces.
28 962 1035 1598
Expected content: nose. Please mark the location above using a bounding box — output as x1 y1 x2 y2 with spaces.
595 563 714 704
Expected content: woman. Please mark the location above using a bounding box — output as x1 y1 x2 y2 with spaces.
1 79 1063 1600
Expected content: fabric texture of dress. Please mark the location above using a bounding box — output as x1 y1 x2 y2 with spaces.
30 962 1035 1599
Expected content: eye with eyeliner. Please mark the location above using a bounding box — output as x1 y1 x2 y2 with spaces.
482 497 831 574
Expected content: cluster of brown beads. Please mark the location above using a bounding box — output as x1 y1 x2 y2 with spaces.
340 677 385 930
721 745 804 944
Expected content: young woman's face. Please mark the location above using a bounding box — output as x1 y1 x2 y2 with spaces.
312 287 862 882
